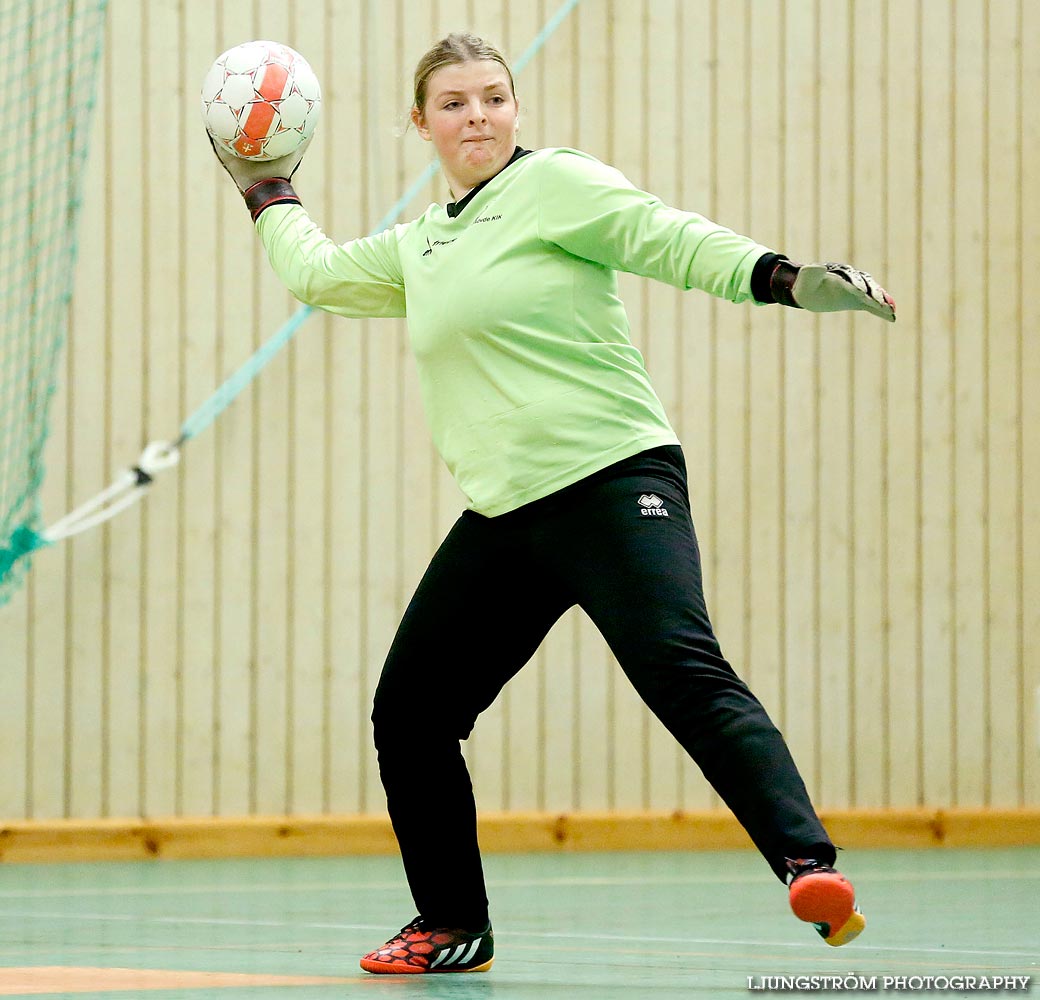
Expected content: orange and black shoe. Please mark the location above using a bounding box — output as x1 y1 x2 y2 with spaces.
359 917 494 974
787 858 865 947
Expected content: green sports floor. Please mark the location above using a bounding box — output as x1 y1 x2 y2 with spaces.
0 848 1035 999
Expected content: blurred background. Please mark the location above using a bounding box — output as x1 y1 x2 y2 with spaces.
2 0 1037 837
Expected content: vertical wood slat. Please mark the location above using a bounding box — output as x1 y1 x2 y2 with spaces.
919 0 955 807
2 0 1037 825
394 0 442 806
65 5 112 820
212 0 262 818
284 0 329 817
849 0 887 809
709 0 753 814
449 0 492 810
1 6 37 818
711 0 750 754
572 0 613 812
815 0 854 810
355 0 398 817
538 2 582 815
675 0 716 811
246 0 291 817
951 0 988 809
985 0 1023 806
324 0 368 815
457 0 510 814
780 0 821 800
882 0 923 808
500 0 544 814
1022 0 1040 808
607 0 651 812
745 0 784 755
0 2 32 821
140 0 183 819
20 7 87 821
644 0 687 810
179 0 219 819
103 0 145 819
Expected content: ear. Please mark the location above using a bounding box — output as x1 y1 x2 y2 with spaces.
411 106 431 141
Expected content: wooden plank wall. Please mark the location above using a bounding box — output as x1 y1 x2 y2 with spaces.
1 0 1037 824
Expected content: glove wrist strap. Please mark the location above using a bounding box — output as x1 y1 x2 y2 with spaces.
243 178 301 222
769 258 802 309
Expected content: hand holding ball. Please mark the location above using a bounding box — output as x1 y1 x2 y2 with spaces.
202 41 320 192
202 40 320 160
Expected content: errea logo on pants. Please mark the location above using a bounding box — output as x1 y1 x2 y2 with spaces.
638 494 669 516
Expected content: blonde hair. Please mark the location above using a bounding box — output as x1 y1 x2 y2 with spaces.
412 32 516 112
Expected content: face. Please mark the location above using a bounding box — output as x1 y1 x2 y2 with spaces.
411 60 519 198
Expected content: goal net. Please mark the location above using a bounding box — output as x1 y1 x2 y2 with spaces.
0 0 108 606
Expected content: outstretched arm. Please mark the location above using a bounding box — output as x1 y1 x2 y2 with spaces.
534 150 896 321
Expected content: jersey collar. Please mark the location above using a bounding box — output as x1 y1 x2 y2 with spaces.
446 146 532 218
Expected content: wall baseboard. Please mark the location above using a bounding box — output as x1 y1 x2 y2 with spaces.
1 808 1038 864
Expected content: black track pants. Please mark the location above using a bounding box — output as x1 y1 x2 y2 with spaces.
371 446 833 929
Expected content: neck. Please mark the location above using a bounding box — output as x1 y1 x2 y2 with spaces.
443 144 518 204
444 169 476 202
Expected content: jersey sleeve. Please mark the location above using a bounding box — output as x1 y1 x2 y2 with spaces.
534 149 770 304
256 204 407 318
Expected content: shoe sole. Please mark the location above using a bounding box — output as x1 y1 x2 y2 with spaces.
359 957 494 975
824 910 865 947
789 870 865 947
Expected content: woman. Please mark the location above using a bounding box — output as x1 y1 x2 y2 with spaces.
211 32 894 975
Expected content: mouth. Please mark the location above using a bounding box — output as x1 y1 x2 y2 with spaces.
462 136 492 143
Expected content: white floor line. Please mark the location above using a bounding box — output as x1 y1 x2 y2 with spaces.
0 866 1037 899
0 909 1035 962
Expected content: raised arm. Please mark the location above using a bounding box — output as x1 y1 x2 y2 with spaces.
210 137 407 319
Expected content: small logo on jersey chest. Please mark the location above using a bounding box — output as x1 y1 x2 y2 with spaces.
638 494 669 516
422 236 458 256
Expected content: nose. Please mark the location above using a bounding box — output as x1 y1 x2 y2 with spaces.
466 100 487 125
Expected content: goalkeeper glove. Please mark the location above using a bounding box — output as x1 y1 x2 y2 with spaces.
771 259 896 323
208 134 312 221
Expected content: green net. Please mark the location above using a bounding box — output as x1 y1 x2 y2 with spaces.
0 0 108 607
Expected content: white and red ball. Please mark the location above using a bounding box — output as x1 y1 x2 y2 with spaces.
201 40 321 160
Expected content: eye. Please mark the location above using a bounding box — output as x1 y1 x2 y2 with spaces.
442 100 461 110
489 95 506 105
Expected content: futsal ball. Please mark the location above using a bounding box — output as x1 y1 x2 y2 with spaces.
201 40 321 160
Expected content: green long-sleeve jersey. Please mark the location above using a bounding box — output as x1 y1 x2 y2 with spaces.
256 147 771 516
